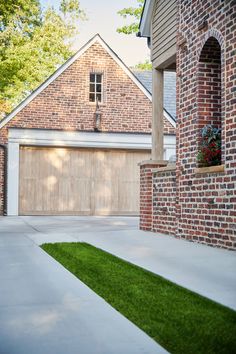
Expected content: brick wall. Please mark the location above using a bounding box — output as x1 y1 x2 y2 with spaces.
163 118 175 135
176 0 236 249
0 42 174 136
140 163 156 231
152 167 176 235
0 40 175 216
0 42 152 134
140 0 236 250
139 162 167 231
197 37 221 132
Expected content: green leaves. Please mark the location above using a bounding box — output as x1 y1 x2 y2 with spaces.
135 60 152 70
0 0 85 118
117 1 151 71
117 0 144 35
0 0 41 31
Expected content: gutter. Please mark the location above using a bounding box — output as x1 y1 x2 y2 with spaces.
0 143 7 215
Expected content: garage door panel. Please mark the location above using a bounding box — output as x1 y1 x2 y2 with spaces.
69 179 91 212
20 178 36 213
118 181 140 213
71 150 93 178
19 147 150 215
93 181 118 215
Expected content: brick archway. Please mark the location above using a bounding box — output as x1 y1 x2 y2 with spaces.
197 35 222 165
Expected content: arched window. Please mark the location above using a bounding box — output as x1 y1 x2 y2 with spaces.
197 37 222 167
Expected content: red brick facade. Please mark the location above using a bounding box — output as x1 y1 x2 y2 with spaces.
139 162 166 231
140 0 236 250
0 38 175 215
152 167 176 236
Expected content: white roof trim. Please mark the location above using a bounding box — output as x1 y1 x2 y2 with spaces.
139 0 155 38
164 110 176 128
0 34 152 130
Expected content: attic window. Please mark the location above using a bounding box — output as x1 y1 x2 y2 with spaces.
89 73 102 103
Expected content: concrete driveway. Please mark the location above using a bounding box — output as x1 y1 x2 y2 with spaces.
11 215 236 309
0 216 166 354
0 215 236 354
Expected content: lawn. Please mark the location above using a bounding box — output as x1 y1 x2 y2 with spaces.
41 242 236 354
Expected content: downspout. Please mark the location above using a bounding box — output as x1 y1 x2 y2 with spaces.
0 143 7 215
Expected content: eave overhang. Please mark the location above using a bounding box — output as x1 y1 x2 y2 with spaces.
138 0 155 38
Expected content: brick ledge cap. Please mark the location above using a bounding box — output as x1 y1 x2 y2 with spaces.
138 159 168 167
153 164 176 173
195 165 225 174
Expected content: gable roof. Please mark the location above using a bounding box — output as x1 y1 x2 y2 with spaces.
133 70 152 93
133 70 176 121
0 33 175 129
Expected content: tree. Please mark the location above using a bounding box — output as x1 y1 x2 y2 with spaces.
117 0 144 35
117 0 152 70
0 0 86 117
134 60 152 70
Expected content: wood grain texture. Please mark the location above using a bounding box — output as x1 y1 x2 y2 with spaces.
19 147 150 215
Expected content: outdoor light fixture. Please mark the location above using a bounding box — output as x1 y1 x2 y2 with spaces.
94 97 102 131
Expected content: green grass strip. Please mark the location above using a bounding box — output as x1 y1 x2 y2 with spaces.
41 242 236 354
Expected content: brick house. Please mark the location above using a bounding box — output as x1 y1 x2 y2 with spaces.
138 0 236 249
0 34 175 216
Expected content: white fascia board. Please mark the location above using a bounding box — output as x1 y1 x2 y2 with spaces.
8 128 176 150
8 129 152 150
164 110 176 128
139 0 154 37
0 34 152 130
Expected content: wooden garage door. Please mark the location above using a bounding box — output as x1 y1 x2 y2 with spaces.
19 147 150 215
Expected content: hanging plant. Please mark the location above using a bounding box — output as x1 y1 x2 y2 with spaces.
197 125 221 167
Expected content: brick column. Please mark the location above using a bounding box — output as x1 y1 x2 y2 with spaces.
139 160 167 231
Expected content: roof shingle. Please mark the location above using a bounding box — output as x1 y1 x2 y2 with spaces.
132 70 176 120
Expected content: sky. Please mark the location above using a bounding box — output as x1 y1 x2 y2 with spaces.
41 0 150 67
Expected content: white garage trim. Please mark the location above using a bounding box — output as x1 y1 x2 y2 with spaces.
8 129 152 150
7 128 176 215
7 143 20 216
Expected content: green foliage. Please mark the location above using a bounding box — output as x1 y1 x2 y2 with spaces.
197 125 221 167
0 0 86 117
117 0 144 35
135 59 152 70
117 1 151 71
42 242 236 354
0 0 41 30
